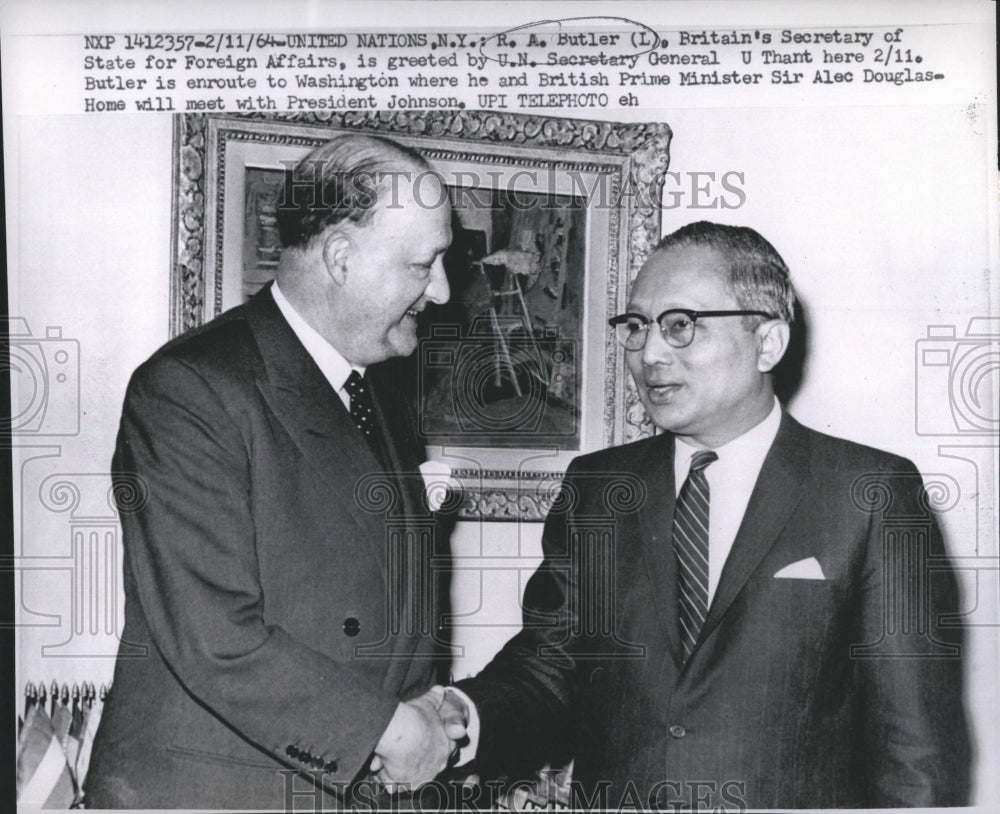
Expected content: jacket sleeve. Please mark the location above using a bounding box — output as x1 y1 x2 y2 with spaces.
456 463 584 781
854 462 972 806
113 355 399 786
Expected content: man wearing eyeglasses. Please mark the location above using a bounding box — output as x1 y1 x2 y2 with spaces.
452 221 970 809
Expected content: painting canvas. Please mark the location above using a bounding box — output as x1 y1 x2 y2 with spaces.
418 186 586 449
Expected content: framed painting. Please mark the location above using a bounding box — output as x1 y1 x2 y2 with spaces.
171 111 671 519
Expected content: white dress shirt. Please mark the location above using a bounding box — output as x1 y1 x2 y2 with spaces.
271 281 363 408
673 398 782 606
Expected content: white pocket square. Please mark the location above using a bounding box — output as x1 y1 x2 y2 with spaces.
773 557 826 580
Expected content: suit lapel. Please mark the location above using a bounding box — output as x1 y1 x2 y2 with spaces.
367 367 424 518
697 413 810 646
634 433 684 665
365 368 434 684
245 290 392 575
245 290 435 694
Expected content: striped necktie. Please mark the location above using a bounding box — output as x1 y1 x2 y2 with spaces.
673 449 718 661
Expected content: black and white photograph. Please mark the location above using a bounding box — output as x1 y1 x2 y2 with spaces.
3 2 997 812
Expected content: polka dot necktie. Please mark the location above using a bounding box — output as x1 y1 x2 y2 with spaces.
343 370 376 440
673 449 718 661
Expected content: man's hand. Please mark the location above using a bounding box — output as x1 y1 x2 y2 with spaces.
370 686 468 790
438 688 469 744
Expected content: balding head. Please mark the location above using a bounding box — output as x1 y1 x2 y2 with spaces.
277 134 432 251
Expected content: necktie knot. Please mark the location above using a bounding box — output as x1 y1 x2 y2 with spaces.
689 450 718 473
344 369 365 397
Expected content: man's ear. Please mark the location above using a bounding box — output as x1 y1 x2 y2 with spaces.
757 320 791 373
321 229 351 286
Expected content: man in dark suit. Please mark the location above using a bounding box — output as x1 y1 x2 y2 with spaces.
85 135 466 809
453 221 971 809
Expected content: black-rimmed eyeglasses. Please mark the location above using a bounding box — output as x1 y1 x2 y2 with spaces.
608 309 775 350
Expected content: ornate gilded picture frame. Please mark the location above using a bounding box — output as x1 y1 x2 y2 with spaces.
170 111 671 520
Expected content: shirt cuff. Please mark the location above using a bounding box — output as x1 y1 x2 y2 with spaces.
444 686 479 767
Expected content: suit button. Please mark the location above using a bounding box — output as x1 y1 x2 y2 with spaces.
325 760 338 773
312 757 325 770
669 724 686 739
300 750 312 763
343 617 361 636
286 745 299 758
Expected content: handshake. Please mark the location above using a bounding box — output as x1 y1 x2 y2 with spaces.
370 685 470 790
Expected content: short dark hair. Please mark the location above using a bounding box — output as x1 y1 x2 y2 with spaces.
277 134 431 249
655 221 796 323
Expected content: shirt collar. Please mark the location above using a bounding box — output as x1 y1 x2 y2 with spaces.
271 281 364 391
674 397 782 468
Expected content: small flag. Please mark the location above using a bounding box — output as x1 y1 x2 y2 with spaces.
63 685 84 775
16 702 77 808
73 683 106 791
20 683 37 737
51 685 73 749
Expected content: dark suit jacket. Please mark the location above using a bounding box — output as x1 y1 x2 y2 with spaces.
85 289 448 809
460 414 971 809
